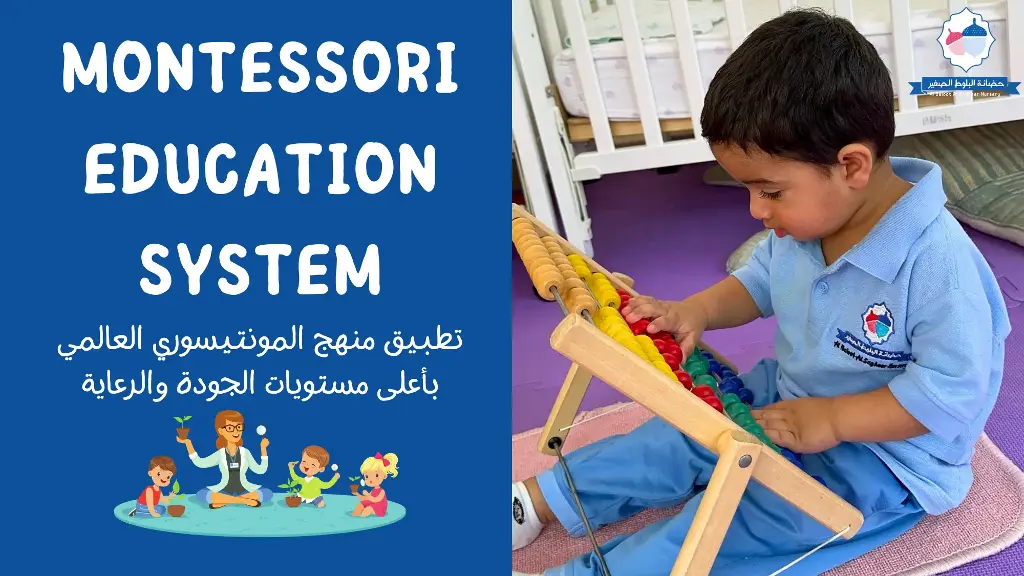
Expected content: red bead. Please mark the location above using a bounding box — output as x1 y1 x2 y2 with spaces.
703 396 724 412
674 371 693 390
616 289 629 298
692 385 716 399
633 319 650 335
652 331 673 342
662 351 681 369
654 339 668 353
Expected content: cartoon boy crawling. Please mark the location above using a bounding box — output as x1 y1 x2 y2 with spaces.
129 456 178 517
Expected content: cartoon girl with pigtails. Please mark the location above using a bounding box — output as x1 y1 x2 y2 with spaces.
351 452 398 517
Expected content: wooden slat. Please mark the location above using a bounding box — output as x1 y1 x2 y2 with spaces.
668 0 707 139
561 0 615 153
614 0 664 146
890 0 918 112
723 0 748 50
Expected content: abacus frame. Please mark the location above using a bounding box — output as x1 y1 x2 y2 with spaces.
512 203 865 575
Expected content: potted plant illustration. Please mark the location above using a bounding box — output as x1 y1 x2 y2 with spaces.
167 480 186 517
174 415 192 440
279 476 303 507
349 475 363 495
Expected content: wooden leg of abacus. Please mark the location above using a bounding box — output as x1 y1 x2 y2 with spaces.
670 430 762 576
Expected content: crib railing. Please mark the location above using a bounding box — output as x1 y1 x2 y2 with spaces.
518 0 1024 180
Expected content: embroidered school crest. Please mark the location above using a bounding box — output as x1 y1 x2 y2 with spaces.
862 303 894 344
833 302 912 370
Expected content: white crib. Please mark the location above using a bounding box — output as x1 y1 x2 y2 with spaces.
512 0 1024 255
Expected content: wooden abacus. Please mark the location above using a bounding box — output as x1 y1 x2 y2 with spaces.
511 203 864 576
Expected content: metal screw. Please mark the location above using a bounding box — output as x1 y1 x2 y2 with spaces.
739 455 752 468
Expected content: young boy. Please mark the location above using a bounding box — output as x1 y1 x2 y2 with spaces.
288 445 340 508
512 8 1010 576
130 456 178 518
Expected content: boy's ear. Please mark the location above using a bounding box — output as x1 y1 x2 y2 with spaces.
835 143 874 189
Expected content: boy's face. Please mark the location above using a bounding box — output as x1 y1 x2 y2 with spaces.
711 144 865 242
149 466 173 487
300 452 324 476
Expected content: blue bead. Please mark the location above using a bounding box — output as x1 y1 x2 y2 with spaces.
720 368 736 379
812 475 827 486
720 380 741 395
708 360 722 373
780 448 797 460
702 351 715 360
737 388 754 404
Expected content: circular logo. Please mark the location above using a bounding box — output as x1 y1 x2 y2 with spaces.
937 8 996 73
862 303 895 345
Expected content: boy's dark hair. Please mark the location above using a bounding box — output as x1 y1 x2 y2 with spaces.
149 456 176 474
700 8 895 166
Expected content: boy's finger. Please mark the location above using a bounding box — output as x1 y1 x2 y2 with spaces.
678 334 697 357
622 301 662 323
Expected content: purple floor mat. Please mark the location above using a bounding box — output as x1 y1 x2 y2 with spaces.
511 162 1024 574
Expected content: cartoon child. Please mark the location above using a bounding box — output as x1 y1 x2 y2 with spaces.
129 456 178 518
288 445 340 508
351 452 398 517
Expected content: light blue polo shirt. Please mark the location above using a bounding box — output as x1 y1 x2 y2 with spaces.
732 156 1011 515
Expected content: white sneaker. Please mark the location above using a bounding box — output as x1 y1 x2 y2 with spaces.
512 481 544 550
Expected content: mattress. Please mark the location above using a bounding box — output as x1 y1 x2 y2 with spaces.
553 0 1009 121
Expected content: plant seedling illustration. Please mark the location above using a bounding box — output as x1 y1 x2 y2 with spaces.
174 415 192 440
168 480 186 517
280 475 303 507
349 474 365 494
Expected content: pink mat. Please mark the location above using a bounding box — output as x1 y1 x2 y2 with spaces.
512 403 1024 575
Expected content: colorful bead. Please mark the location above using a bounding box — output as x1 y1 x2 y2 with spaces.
737 388 754 405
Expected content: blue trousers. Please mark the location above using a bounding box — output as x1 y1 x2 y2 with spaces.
133 503 166 517
535 360 926 576
197 487 273 504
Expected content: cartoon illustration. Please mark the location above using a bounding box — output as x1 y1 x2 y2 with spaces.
114 414 407 537
176 409 273 508
129 456 179 518
351 452 398 517
287 445 340 508
174 415 192 440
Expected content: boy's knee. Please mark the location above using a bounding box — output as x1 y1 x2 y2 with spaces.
196 488 212 503
259 488 273 502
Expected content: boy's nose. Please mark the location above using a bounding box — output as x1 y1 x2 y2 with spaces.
748 196 772 221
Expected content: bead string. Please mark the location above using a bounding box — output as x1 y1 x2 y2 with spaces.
768 526 851 575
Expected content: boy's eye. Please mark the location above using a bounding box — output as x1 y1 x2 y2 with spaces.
758 190 782 200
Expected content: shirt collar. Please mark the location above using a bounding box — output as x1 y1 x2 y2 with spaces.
834 157 947 283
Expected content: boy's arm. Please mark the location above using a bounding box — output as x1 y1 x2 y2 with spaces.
289 465 301 482
698 232 775 329
321 473 339 489
833 289 998 443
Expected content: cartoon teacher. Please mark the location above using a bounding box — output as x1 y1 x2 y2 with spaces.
177 409 273 508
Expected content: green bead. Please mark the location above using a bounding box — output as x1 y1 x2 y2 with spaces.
733 413 756 428
694 375 717 390
726 403 748 419
721 393 741 408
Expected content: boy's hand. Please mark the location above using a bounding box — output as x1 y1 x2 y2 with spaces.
752 398 840 454
261 437 270 450
622 296 709 353
333 472 340 480
288 461 297 468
